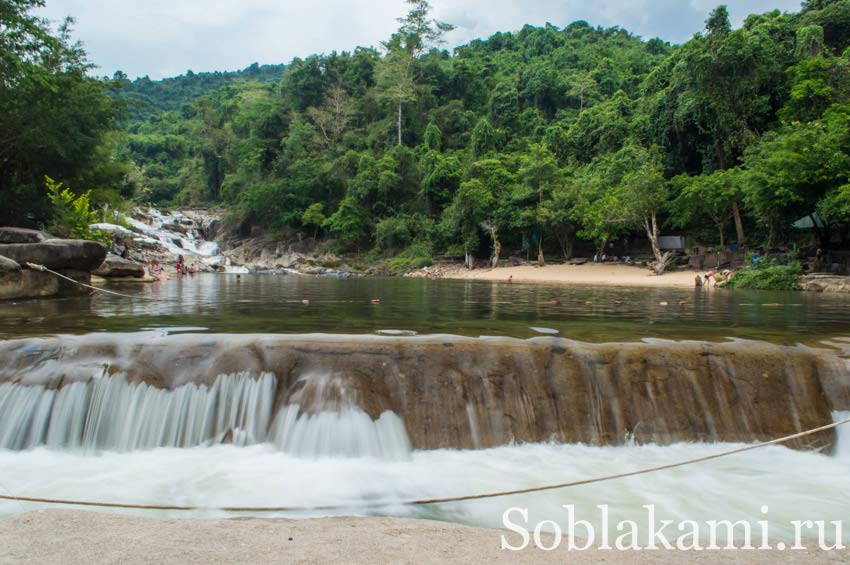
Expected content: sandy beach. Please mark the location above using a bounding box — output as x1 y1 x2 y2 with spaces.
442 263 699 288
1 510 842 564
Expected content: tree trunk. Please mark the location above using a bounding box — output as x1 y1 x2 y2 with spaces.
465 250 474 270
537 235 545 266
645 214 673 275
732 201 745 247
397 101 403 146
492 238 501 269
595 240 607 261
556 230 575 260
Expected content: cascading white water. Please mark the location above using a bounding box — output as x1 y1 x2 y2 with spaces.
268 372 412 460
835 411 850 461
0 370 411 459
123 208 234 269
270 407 411 460
0 372 275 451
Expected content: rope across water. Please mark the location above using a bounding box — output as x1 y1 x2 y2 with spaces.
2 417 847 513
25 262 177 302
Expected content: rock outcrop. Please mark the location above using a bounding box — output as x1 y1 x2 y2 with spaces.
0 231 107 300
800 274 850 293
0 239 106 272
0 227 48 244
0 333 844 452
93 255 146 278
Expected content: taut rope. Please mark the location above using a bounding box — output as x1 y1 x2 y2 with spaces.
25 262 175 302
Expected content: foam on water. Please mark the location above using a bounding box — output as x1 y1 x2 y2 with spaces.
0 439 847 544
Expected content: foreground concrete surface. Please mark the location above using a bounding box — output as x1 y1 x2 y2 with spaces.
0 510 847 564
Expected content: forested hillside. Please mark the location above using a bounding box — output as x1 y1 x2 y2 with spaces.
3 0 850 270
115 63 286 120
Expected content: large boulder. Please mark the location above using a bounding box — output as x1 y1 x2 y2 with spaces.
89 223 134 238
94 255 145 278
0 255 21 277
0 255 23 297
800 274 850 293
0 239 106 272
0 227 48 244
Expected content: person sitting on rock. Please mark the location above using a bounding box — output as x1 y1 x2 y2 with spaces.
120 241 131 260
148 259 164 281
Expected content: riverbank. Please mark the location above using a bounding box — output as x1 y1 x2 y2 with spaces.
1 510 840 564
435 263 699 288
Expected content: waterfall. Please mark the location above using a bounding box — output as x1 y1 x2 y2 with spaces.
0 372 275 451
1 333 845 453
0 369 412 459
268 372 412 459
269 407 411 459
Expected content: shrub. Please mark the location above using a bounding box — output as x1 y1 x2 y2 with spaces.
45 176 108 242
373 213 431 252
725 257 802 290
385 242 434 273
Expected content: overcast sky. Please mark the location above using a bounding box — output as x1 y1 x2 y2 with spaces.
40 0 803 80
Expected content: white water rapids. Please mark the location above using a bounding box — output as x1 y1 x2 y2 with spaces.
0 420 847 544
0 370 847 545
122 208 250 273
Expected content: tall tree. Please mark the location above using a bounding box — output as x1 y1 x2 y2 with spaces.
0 2 126 226
377 0 454 145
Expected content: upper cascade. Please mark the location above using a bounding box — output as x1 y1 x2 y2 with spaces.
121 208 245 272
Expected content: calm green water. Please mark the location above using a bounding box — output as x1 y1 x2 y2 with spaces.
3 273 850 344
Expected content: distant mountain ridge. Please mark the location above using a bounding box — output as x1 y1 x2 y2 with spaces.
116 62 287 119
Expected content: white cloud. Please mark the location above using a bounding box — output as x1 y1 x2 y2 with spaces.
39 0 804 79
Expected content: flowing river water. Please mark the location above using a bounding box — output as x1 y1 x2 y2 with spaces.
1 274 849 545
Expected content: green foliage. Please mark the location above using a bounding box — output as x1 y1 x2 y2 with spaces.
374 213 431 251
16 0 849 271
301 203 327 239
324 197 368 244
44 176 105 241
725 257 803 290
0 2 128 227
384 242 434 273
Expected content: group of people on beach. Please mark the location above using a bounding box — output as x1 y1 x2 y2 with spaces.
695 269 734 288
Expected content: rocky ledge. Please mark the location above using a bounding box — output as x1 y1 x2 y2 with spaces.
799 273 850 293
93 255 146 278
0 227 107 300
